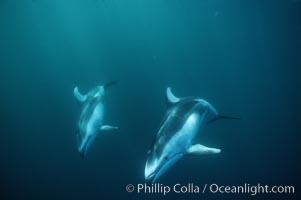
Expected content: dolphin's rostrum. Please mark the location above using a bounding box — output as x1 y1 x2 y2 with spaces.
145 87 237 183
74 82 118 158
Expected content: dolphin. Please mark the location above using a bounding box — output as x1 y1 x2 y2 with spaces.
145 87 238 183
74 82 118 158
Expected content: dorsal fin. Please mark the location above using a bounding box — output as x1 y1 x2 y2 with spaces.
73 87 87 103
166 87 180 105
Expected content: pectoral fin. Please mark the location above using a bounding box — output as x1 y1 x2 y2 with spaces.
186 144 221 155
207 115 241 124
100 125 119 131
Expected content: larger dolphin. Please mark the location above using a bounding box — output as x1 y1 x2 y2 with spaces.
145 87 238 183
74 82 118 158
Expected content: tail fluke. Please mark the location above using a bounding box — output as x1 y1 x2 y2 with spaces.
207 115 241 124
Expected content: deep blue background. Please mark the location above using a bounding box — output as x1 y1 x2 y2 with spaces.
0 0 300 199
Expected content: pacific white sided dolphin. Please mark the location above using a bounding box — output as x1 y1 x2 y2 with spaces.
145 87 238 183
74 82 118 158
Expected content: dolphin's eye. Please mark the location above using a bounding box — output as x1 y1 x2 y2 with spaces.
163 156 168 160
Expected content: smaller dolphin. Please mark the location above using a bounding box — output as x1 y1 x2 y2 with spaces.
145 87 238 183
74 82 118 158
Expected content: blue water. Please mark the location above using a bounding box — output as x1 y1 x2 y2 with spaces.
0 0 300 199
